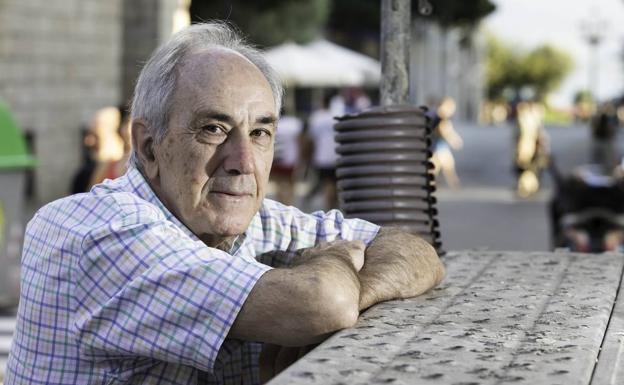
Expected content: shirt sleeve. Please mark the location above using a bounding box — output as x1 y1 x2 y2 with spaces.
251 199 380 267
73 207 271 373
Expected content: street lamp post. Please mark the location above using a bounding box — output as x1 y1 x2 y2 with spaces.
580 13 607 101
380 0 412 106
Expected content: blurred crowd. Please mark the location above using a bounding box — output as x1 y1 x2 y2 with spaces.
269 88 371 210
71 106 131 194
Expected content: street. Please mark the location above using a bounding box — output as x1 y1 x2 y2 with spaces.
437 121 622 251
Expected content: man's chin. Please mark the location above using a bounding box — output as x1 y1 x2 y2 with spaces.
194 215 252 242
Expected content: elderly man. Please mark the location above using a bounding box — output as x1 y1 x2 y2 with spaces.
6 22 444 385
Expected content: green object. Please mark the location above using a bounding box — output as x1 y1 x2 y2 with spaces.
0 102 37 169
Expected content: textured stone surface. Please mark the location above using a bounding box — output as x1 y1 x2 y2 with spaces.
269 251 624 385
591 258 624 385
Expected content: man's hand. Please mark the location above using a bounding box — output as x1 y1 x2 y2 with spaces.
358 228 445 310
250 240 365 382
295 239 365 270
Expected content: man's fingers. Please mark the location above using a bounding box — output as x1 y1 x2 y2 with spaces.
327 239 365 272
299 239 366 271
348 240 365 272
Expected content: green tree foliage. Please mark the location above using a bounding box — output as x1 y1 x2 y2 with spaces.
189 0 330 47
486 35 523 100
190 1 496 52
486 35 574 102
522 45 574 100
424 0 496 28
326 0 496 36
574 89 594 104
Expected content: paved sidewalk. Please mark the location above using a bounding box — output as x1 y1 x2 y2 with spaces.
0 316 15 384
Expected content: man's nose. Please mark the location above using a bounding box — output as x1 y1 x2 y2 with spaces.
222 134 254 175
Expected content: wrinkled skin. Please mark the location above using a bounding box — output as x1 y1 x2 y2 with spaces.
134 48 277 247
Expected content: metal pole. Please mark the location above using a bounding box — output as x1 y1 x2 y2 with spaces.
580 12 606 101
380 0 411 106
589 40 601 100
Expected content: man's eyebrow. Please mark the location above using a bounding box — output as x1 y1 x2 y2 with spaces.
194 110 236 125
193 110 277 126
256 114 277 125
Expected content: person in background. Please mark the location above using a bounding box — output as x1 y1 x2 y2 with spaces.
270 114 303 205
307 94 339 210
431 97 463 189
590 102 619 168
70 123 98 194
70 106 127 193
514 101 550 197
88 106 125 184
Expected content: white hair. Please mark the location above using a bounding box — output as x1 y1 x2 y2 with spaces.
129 21 283 167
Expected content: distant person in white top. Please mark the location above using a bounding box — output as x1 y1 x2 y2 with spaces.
308 95 339 210
330 88 371 116
270 114 303 205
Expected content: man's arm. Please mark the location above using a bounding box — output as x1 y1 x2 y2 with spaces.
358 227 445 311
252 231 444 382
229 240 365 347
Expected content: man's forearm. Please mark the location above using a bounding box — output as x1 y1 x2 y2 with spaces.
230 241 364 346
359 228 445 310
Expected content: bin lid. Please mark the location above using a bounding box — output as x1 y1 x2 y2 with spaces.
0 102 37 169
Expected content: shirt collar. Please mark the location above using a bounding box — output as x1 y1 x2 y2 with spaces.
122 167 246 254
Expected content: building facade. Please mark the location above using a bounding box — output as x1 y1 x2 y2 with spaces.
0 0 185 204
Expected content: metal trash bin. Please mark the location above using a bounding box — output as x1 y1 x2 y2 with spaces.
0 102 36 309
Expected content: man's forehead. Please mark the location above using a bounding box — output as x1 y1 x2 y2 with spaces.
179 47 259 77
172 47 276 116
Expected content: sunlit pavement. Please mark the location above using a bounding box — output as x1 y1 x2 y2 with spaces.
0 316 15 383
437 186 552 251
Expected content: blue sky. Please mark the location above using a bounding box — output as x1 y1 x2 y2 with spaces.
483 0 624 107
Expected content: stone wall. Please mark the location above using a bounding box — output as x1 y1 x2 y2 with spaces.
0 0 123 203
0 0 183 204
122 0 161 106
121 0 185 104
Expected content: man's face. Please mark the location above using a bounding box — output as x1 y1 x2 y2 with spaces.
151 49 276 245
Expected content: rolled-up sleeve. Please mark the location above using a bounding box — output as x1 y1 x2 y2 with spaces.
252 200 380 267
74 212 271 373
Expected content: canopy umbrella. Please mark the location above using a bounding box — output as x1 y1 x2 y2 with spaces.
263 40 381 88
305 40 381 86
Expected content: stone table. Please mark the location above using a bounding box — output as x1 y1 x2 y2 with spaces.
268 251 624 385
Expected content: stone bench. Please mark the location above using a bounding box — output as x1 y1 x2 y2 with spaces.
268 251 624 385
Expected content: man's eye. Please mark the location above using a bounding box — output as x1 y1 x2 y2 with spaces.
201 125 224 135
251 128 272 138
196 124 228 144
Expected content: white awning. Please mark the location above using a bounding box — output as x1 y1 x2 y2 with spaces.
263 39 381 87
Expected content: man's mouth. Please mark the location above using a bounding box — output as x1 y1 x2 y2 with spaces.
207 177 256 198
209 190 252 197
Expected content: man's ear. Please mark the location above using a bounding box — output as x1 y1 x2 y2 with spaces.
131 119 159 180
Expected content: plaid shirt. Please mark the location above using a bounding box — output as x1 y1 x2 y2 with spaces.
5 167 379 384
